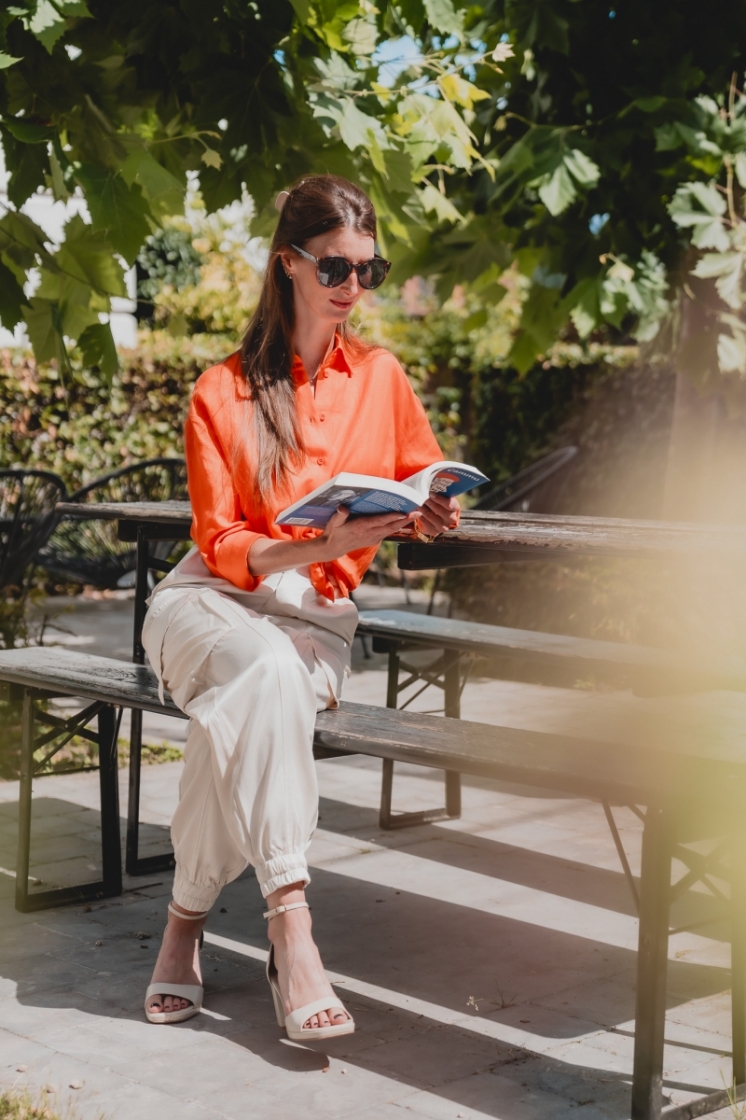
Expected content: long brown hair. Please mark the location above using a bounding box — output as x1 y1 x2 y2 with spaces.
240 175 377 494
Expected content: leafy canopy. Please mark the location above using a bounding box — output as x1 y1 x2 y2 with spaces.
410 0 746 386
0 0 508 377
2 0 746 395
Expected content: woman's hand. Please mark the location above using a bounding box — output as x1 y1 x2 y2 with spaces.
414 493 460 538
318 505 416 556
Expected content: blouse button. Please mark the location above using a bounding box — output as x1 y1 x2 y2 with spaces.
319 414 326 421
317 457 325 465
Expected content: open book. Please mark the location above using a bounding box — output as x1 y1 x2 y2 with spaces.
276 461 489 529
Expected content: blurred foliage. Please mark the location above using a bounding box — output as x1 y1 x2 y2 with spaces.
137 227 203 312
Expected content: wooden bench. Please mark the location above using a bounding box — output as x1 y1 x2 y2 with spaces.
1 645 745 1120
356 608 746 831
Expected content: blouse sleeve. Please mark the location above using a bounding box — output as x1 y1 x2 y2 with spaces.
319 356 459 599
185 380 268 592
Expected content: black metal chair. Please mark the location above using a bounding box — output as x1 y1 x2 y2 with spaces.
472 445 578 512
38 458 188 590
0 470 67 593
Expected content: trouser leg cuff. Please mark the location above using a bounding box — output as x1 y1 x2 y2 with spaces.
172 865 222 913
256 854 310 899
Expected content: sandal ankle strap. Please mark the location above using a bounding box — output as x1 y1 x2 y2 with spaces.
168 902 208 921
263 901 309 921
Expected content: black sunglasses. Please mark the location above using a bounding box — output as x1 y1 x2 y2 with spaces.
291 244 391 290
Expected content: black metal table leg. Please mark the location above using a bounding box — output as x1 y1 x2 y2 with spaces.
126 523 175 875
632 804 672 1119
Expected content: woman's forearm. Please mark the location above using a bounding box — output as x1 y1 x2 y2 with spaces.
247 535 336 577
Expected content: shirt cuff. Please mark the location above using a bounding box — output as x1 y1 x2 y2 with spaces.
211 529 268 591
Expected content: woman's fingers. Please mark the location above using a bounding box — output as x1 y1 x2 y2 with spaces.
326 506 351 529
420 494 460 533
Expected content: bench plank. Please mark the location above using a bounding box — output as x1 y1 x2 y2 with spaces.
356 609 746 692
2 648 746 811
0 647 184 718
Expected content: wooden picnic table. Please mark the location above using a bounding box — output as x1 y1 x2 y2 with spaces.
54 497 746 877
56 499 746 559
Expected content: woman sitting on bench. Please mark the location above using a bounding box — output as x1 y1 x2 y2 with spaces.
141 175 459 1039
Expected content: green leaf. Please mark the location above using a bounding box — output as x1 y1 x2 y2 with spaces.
55 214 127 298
201 148 222 170
735 153 746 190
423 0 463 35
23 297 65 365
538 161 576 215
563 147 600 188
0 210 54 271
48 148 70 201
692 250 744 308
342 17 378 55
419 182 462 224
77 321 118 382
4 138 50 208
75 165 152 265
25 0 70 52
635 96 667 112
718 329 746 375
0 53 21 70
0 258 27 330
568 276 601 339
121 150 184 220
1 118 54 144
287 0 310 20
337 98 388 153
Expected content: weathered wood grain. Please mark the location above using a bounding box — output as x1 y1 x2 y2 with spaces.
396 508 746 565
0 647 183 717
356 609 746 692
55 501 746 558
1 647 746 811
56 500 192 523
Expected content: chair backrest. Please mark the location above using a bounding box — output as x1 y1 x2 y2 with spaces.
473 447 578 513
70 457 187 503
0 470 67 590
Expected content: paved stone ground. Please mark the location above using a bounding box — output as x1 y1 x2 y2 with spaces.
0 587 740 1119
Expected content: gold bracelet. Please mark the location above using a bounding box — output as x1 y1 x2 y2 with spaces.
413 521 437 544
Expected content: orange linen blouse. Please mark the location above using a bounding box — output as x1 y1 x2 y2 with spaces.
185 336 447 601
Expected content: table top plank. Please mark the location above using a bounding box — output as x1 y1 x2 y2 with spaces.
55 500 746 557
56 500 192 523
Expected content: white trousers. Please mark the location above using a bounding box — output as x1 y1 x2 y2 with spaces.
141 584 350 910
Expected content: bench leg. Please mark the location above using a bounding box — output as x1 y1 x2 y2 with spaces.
379 647 462 830
631 805 672 1120
16 695 124 913
15 690 34 912
98 705 122 898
